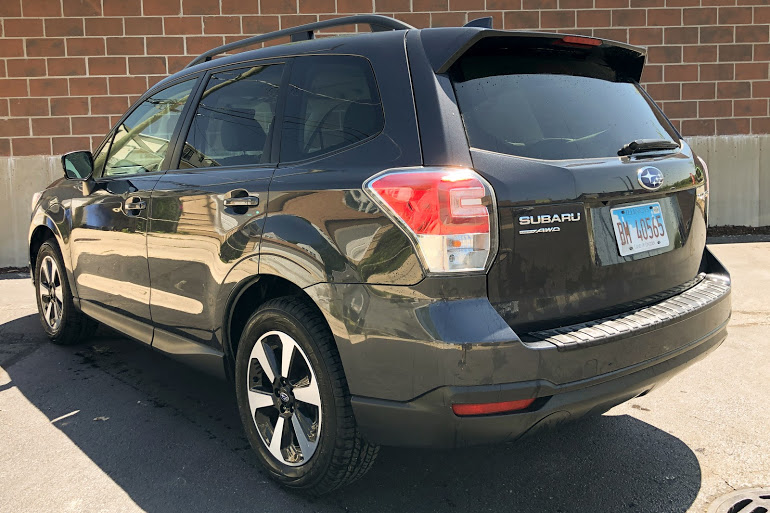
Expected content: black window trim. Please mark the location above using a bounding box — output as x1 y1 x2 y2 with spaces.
163 57 292 175
94 71 205 181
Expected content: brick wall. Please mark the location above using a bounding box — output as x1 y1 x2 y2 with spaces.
0 0 768 157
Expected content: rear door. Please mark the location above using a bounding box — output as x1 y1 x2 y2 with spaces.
448 43 708 332
69 78 198 340
147 61 286 349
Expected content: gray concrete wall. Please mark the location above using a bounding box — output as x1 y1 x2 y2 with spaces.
0 135 768 267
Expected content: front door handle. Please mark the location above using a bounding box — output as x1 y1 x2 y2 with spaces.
224 196 259 208
124 196 146 212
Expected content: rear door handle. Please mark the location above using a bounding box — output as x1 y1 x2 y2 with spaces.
124 196 146 211
224 196 259 208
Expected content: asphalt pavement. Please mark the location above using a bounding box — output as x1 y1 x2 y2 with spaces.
0 241 768 513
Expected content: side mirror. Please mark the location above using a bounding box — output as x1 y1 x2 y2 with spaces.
61 150 94 180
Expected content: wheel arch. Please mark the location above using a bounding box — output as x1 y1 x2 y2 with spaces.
28 218 76 293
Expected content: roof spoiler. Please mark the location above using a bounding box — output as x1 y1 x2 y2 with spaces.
419 28 647 81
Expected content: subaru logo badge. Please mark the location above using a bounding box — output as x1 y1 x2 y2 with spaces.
638 166 664 191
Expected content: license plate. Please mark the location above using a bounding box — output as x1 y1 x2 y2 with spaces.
610 202 670 257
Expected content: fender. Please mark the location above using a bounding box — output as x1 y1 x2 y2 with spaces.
29 200 79 300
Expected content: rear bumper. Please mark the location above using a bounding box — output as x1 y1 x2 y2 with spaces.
345 249 731 448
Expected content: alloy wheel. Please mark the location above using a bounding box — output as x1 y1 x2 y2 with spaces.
38 255 63 332
247 330 322 467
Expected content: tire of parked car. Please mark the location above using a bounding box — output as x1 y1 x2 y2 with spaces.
234 297 378 495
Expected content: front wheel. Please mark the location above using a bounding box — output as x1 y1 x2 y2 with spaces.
235 297 378 495
35 240 97 345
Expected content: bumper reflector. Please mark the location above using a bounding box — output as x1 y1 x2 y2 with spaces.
452 398 536 416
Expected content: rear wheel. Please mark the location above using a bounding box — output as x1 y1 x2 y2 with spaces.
35 241 97 345
235 297 378 495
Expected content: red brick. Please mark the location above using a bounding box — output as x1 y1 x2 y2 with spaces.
751 117 770 134
665 63 698 81
185 35 224 54
648 45 682 63
524 0 554 8
91 96 130 115
0 0 22 17
22 0 61 17
376 0 412 10
144 0 181 15
184 0 221 14
681 119 715 136
62 0 102 16
0 139 10 157
6 59 46 77
595 0 628 7
106 37 145 56
336 0 372 11
736 25 770 43
44 18 84 37
640 64 662 82
504 10 540 29
431 12 468 26
9 98 48 117
0 118 30 137
53 136 92 155
70 76 108 95
629 27 662 45
757 6 770 24
167 56 191 73
85 18 123 36
26 38 65 57
125 17 164 35
242 16 281 34
540 10 575 28
717 81 751 98
718 6 752 24
146 36 185 55
699 99 732 117
103 0 141 16
683 45 717 62
164 16 203 35
735 62 769 80
682 7 717 25
221 0 259 13
577 9 611 27
13 137 51 156
88 57 127 75
108 76 148 95
719 44 753 62
72 116 111 135
700 26 734 44
755 43 770 61
612 9 646 26
561 0 593 8
469 11 504 29
661 100 697 118
0 100 7 117
0 78 29 96
4 19 43 37
29 78 68 96
393 12 430 28
646 82 680 100
51 97 89 116
647 8 681 26
700 63 735 81
203 16 242 34
128 56 167 74
57 59 91 82
593 28 628 40
682 82 716 99
667 0 699 6
0 39 24 58
716 118 750 135
296 0 334 12
66 38 106 56
664 26 697 44
735 99 768 116
32 117 70 136
449 0 485 10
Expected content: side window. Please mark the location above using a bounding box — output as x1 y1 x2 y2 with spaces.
280 55 384 163
100 79 196 177
180 64 283 169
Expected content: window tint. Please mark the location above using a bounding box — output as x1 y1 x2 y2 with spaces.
100 79 195 177
280 55 384 163
452 55 678 161
181 64 283 169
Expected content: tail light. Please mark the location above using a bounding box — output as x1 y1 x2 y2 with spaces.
452 398 535 416
364 167 498 274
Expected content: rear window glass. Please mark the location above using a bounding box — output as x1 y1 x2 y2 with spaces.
280 55 384 163
451 55 678 161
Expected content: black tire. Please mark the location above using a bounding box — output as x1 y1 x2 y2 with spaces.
235 297 378 495
34 240 98 345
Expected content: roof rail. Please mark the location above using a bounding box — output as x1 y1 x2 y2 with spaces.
185 15 415 68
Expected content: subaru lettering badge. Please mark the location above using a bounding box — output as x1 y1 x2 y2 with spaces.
637 166 664 191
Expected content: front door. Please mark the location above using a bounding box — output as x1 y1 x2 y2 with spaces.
69 78 198 342
147 63 285 349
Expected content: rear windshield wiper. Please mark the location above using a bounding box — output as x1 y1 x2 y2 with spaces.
618 139 680 157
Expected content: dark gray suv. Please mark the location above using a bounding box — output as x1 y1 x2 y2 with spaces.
29 15 731 495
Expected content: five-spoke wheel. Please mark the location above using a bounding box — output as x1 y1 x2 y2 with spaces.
38 255 64 331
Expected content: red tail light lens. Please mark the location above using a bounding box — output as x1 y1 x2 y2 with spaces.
557 35 602 48
365 168 497 273
452 398 536 416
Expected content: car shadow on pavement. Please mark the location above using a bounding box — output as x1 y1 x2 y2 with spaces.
2 316 702 513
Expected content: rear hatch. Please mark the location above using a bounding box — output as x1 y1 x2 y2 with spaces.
447 35 709 333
